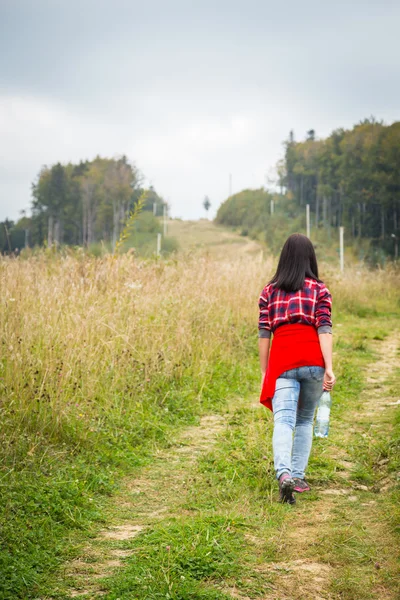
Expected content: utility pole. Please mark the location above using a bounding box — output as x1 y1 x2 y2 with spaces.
163 204 167 236
391 234 398 260
156 233 162 257
4 223 11 253
153 202 157 216
306 204 310 238
339 226 344 272
270 199 274 215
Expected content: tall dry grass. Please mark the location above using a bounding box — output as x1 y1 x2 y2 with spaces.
326 263 400 317
0 252 272 458
1 251 398 453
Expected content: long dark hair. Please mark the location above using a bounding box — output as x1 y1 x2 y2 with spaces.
269 233 320 292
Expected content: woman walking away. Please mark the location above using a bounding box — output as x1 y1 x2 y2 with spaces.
258 233 336 505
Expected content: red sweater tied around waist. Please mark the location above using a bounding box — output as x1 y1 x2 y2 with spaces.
260 323 325 411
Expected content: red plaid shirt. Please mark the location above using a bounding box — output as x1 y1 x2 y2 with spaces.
258 278 332 338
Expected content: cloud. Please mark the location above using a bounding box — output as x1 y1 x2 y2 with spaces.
1 0 400 222
0 92 283 221
0 94 133 217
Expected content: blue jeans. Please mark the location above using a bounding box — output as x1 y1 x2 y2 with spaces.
272 366 324 480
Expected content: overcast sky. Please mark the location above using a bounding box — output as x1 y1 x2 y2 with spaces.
1 0 399 221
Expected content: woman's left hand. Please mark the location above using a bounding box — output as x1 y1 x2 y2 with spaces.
323 368 336 391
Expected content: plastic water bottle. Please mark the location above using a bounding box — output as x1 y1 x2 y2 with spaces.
314 391 332 438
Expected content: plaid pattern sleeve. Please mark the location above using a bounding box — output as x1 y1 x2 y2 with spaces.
258 278 332 337
258 290 272 338
315 283 332 331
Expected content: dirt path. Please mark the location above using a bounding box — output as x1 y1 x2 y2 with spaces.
167 219 264 259
58 333 399 599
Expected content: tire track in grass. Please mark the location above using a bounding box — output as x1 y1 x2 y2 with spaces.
60 415 227 598
257 332 400 600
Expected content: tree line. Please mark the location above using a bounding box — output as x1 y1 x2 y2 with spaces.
217 119 400 259
0 156 166 253
282 119 399 257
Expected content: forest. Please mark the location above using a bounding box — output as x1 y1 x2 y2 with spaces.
2 119 400 260
216 119 400 260
0 156 167 253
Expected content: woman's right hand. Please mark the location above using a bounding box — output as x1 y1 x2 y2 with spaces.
323 369 336 391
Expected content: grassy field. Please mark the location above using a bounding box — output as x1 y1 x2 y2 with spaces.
0 221 399 599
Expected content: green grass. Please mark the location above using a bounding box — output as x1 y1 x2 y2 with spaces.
0 333 259 600
314 330 400 599
1 242 399 599
101 517 257 599
3 313 400 599
90 315 400 600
